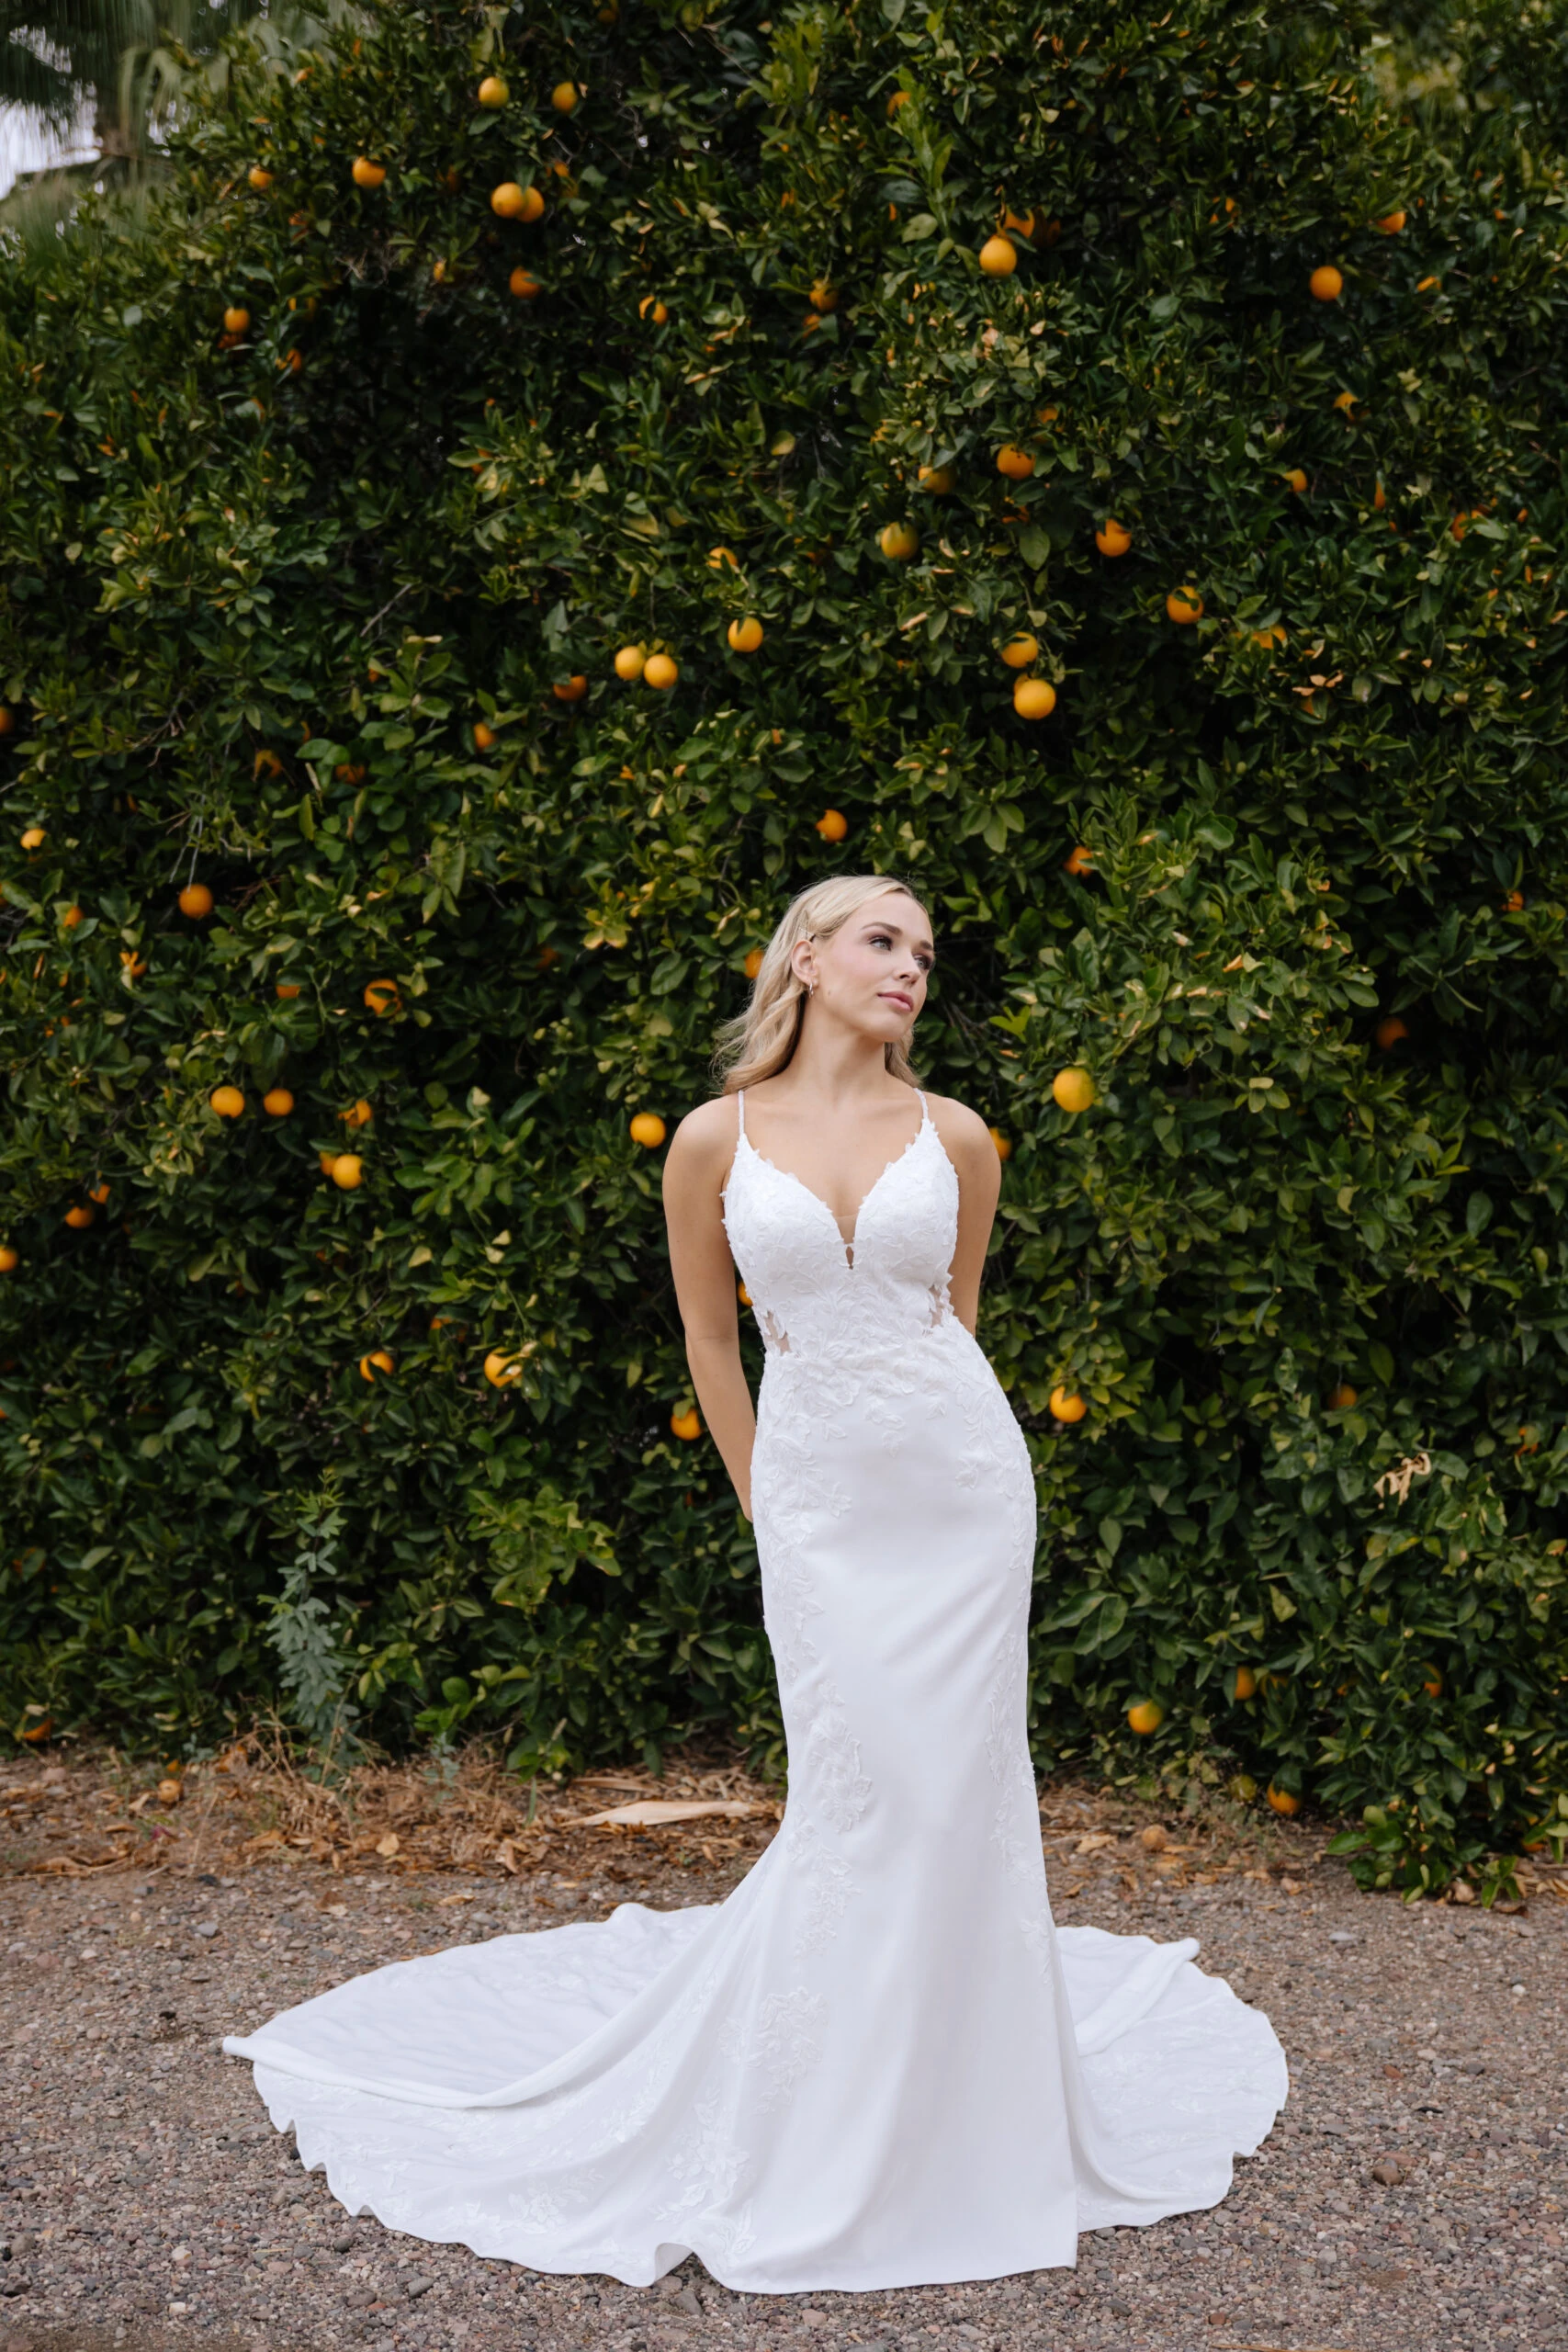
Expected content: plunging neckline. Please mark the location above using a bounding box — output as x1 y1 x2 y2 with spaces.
735 1100 935 1272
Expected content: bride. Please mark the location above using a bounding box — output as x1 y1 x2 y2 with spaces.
224 873 1287 2291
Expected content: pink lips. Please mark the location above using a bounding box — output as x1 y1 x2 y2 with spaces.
879 990 914 1012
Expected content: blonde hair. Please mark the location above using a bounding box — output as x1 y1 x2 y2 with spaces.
713 873 929 1094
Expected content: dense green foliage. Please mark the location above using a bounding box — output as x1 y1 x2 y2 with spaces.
4 0 1568 1895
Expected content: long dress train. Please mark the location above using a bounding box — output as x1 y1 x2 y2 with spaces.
223 1088 1287 2290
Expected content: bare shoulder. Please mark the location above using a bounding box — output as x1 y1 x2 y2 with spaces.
922 1090 998 1164
664 1093 742 1187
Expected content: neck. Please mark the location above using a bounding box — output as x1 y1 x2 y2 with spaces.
772 1010 905 1104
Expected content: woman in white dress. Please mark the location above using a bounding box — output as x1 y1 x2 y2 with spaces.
223 873 1287 2292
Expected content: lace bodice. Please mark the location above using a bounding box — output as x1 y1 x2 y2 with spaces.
720 1089 958 1365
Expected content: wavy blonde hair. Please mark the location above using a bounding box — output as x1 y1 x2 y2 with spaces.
713 873 930 1094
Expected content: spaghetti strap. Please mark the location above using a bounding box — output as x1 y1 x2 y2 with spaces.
917 1089 929 1124
736 1089 747 1139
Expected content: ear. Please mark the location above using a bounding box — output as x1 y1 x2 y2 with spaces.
789 937 817 989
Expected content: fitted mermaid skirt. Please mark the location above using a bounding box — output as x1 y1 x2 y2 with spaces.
223 1098 1287 2290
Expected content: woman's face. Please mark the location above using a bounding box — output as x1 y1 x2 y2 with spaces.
795 890 935 1046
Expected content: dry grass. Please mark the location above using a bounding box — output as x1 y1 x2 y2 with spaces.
6 1732 1566 1913
0 1729 784 1887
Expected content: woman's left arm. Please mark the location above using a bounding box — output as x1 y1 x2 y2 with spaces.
930 1098 1002 1336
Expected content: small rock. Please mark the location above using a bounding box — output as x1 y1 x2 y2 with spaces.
1140 1826 1168 1852
801 2308 829 2329
193 1922 219 1940
344 2287 376 2310
405 2275 434 2299
1371 2157 1408 2187
1328 1930 1357 1945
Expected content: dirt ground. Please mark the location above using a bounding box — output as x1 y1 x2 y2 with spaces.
2 1739 1565 2352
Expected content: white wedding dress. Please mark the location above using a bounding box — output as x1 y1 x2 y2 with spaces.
224 1088 1287 2290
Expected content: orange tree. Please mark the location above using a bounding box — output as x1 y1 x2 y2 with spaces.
3 0 1567 1895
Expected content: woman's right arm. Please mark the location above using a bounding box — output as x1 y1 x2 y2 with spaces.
662 1099 757 1522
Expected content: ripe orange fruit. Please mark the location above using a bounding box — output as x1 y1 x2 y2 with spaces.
491 182 527 219
1265 1784 1301 1816
359 1351 395 1382
643 653 678 690
88 1182 110 1205
1052 1066 1095 1114
670 1406 703 1441
318 1151 337 1177
61 904 82 930
276 980 301 1000
551 79 579 113
999 633 1038 669
1375 209 1406 233
1325 1382 1359 1410
223 305 251 334
1309 264 1343 301
262 1087 293 1115
1063 845 1094 877
1375 1015 1409 1049
1420 1664 1443 1698
1127 1700 1164 1735
988 1127 1011 1160
887 90 909 118
1284 467 1308 493
1095 518 1132 557
728 616 764 654
996 445 1034 481
1002 207 1037 242
178 882 214 918
707 547 739 571
744 948 764 980
552 675 589 703
0 1247 17 1272
120 950 147 978
1166 587 1203 625
816 809 848 842
473 720 495 751
1013 677 1055 719
1049 1385 1087 1423
64 1205 95 1229
342 1099 373 1129
629 1112 667 1148
879 521 919 561
1504 888 1525 913
247 165 273 191
20 826 44 850
1233 1666 1257 1701
1373 480 1386 511
978 234 1017 277
917 465 954 496
483 1349 524 1388
364 979 401 1017
809 280 838 312
352 158 387 190
209 1085 245 1119
615 646 646 681
509 267 542 300
331 1153 364 1190
477 74 509 107
738 1279 750 1306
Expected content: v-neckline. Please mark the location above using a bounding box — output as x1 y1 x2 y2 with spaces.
739 1108 931 1272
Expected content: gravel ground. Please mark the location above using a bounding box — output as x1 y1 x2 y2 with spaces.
4 1747 1566 2352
